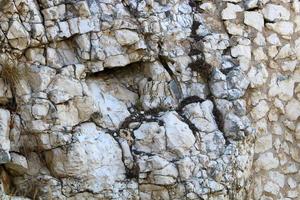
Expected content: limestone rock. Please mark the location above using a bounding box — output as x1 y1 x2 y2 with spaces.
0 109 10 163
0 0 291 198
182 100 218 133
222 3 243 20
244 11 264 31
45 123 126 194
7 21 30 50
160 111 195 157
285 98 300 121
87 79 131 130
267 21 294 36
133 122 166 154
262 4 290 22
255 152 279 171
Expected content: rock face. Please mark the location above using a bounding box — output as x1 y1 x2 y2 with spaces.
0 0 298 200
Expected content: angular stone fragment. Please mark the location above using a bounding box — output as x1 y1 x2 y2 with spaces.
160 111 195 157
7 21 30 50
262 4 290 21
115 30 140 45
285 98 300 121
267 21 294 36
0 109 10 158
222 3 243 20
133 122 166 154
201 131 225 159
45 123 126 193
244 0 258 10
182 100 218 133
255 152 279 171
244 11 264 31
47 75 83 104
104 55 131 68
87 79 130 129
210 68 249 100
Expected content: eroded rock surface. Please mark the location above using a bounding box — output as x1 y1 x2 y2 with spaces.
0 0 298 200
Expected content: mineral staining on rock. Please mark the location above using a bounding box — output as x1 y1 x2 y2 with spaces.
0 0 298 199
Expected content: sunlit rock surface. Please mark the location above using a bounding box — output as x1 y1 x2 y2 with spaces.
0 0 299 199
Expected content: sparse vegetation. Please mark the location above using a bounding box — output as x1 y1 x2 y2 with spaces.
0 54 32 110
0 63 22 91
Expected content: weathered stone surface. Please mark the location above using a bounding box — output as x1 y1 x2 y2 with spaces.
244 11 264 31
1 0 299 199
45 123 126 194
160 111 195 157
183 100 218 133
262 4 290 22
255 152 279 171
0 109 10 164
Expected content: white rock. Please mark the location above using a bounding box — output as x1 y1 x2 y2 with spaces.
268 171 285 188
75 1 91 17
118 138 134 169
287 190 298 198
282 60 297 72
224 21 244 36
29 65 56 92
149 162 178 185
199 2 216 13
255 134 272 153
269 74 295 101
250 100 269 120
254 33 266 46
32 102 49 119
267 21 294 36
176 157 194 180
133 122 166 154
267 33 281 46
253 47 267 60
25 48 46 65
221 3 243 20
255 152 279 171
264 181 280 195
223 0 242 2
244 0 258 10
294 38 300 59
0 109 10 153
244 11 264 31
182 101 218 133
7 21 30 50
287 178 297 189
231 45 251 58
160 111 195 157
115 30 140 45
56 101 80 127
285 98 300 121
262 4 290 21
104 54 130 68
275 44 295 59
87 79 130 129
295 15 300 32
296 122 300 140
47 75 83 104
78 18 94 34
45 123 126 193
202 131 225 159
247 64 268 87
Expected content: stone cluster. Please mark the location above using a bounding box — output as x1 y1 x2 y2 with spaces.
0 0 298 200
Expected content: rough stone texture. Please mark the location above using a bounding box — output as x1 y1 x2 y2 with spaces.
0 0 298 200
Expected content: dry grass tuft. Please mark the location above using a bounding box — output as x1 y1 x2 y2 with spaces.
1 64 22 90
